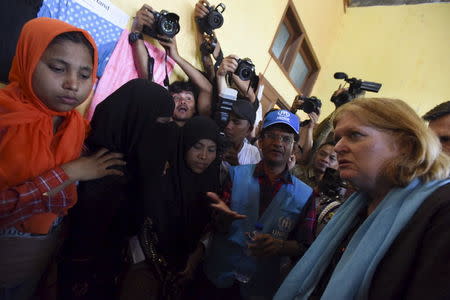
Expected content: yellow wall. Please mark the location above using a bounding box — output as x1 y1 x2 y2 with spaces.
313 3 450 119
110 0 346 121
3 1 448 122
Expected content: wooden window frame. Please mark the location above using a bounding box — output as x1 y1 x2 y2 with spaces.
269 0 320 96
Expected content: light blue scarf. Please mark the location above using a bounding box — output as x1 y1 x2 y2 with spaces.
274 178 450 300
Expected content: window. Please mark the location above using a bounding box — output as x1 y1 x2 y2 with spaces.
270 1 320 95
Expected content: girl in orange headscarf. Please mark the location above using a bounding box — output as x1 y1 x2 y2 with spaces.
0 18 125 299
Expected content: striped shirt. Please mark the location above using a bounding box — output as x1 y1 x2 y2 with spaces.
0 167 71 231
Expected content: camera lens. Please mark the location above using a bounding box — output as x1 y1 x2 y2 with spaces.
208 12 224 29
241 69 251 80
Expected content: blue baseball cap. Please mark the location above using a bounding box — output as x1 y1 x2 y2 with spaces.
263 109 300 134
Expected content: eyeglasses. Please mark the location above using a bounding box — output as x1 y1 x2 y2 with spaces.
263 132 294 144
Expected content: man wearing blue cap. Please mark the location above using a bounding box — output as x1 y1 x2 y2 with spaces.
201 110 315 300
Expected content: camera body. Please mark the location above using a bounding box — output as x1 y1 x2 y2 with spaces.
196 3 225 35
318 167 348 199
234 58 255 81
200 34 218 55
142 10 180 40
332 72 382 107
293 95 322 114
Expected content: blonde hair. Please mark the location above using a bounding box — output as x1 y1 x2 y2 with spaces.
333 98 450 186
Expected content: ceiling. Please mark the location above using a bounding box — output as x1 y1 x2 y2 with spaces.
349 0 450 7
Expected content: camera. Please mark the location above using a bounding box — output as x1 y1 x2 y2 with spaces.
332 72 382 107
196 3 226 35
142 10 180 40
200 34 218 55
292 95 322 114
318 167 348 199
214 87 238 133
235 58 256 81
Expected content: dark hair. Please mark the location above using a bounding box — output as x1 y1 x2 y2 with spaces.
260 123 299 142
49 31 94 63
318 141 336 150
168 81 199 100
423 101 450 121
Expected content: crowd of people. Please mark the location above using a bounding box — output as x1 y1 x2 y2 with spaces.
0 1 449 300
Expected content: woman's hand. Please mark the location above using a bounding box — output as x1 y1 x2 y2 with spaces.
61 148 125 182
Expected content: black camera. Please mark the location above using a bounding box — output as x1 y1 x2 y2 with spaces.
293 95 322 114
235 58 255 81
200 34 218 55
196 3 226 35
318 167 348 199
142 10 180 40
332 72 382 107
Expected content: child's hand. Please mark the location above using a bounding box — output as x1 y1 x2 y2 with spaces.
61 148 125 182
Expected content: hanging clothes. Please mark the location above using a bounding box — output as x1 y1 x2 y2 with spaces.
85 29 175 120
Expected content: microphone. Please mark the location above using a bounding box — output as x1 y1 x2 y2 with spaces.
334 72 348 80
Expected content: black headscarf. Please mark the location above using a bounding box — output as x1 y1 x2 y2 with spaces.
66 79 175 258
149 116 220 270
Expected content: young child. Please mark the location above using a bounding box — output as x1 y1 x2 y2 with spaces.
0 18 124 299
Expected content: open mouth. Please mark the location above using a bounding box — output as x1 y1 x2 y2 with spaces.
177 105 188 112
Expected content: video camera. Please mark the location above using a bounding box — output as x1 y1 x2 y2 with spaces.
331 72 382 107
196 3 226 35
142 10 180 40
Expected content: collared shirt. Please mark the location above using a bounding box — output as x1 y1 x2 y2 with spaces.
0 167 71 231
238 140 261 165
222 162 316 246
253 162 292 216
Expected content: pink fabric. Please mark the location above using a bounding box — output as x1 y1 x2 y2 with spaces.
86 29 175 120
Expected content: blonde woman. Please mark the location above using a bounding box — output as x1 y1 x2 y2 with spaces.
275 98 450 300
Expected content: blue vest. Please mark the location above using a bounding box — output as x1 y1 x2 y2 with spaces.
204 164 313 298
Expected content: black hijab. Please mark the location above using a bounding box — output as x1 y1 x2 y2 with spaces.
149 116 220 270
66 79 175 258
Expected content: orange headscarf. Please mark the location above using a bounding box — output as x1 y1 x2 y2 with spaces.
0 17 98 234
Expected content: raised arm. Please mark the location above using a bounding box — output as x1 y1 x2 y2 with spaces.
130 5 155 79
159 37 213 116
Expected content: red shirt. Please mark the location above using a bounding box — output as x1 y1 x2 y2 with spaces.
0 167 72 230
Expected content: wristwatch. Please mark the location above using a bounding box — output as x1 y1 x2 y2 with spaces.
128 32 143 44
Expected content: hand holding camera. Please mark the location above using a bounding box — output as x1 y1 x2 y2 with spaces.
131 4 155 33
195 0 210 19
158 36 179 59
217 55 239 77
137 5 180 40
195 1 225 35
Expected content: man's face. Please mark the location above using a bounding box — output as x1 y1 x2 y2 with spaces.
260 126 295 168
429 114 450 155
172 91 196 122
312 144 338 174
224 112 251 147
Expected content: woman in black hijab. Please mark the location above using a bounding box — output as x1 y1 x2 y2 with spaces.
60 79 175 299
120 116 221 300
